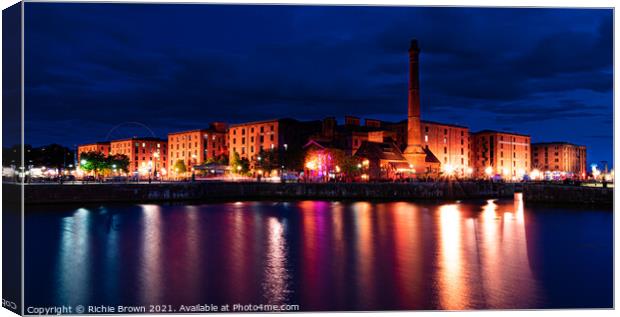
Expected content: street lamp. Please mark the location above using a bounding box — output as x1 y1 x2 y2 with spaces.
485 166 493 178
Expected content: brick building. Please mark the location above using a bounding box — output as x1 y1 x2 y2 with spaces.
315 116 391 155
421 121 470 175
531 142 587 178
77 142 110 162
228 118 321 168
167 122 228 175
470 130 531 179
109 137 167 176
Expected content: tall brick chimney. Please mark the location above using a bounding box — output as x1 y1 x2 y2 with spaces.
403 39 426 167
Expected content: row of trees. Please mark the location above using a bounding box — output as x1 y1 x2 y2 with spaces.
3 144 75 169
171 154 230 176
79 151 130 176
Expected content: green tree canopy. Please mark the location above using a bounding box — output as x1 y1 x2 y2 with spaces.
254 148 278 171
107 154 130 173
79 151 108 175
230 151 250 175
173 160 187 174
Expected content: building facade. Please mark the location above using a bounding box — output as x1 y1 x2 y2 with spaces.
470 130 531 179
110 137 168 176
421 121 470 175
168 123 228 175
531 142 587 178
228 118 321 168
77 142 110 161
382 119 470 174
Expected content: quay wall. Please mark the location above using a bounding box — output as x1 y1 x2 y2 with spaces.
20 181 512 205
7 182 611 206
523 183 613 206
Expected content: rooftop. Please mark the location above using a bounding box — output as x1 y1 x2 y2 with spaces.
109 136 167 143
532 141 585 147
168 128 214 135
472 129 530 137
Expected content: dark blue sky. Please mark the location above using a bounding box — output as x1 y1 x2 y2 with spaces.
24 4 613 166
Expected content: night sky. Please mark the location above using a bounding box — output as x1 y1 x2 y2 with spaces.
23 4 613 166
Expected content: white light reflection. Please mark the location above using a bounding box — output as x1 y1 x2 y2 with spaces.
437 204 466 310
262 217 291 304
56 208 92 306
139 204 163 304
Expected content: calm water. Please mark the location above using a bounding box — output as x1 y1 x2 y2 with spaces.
25 194 613 311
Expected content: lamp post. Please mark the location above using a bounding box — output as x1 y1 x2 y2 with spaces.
485 166 493 181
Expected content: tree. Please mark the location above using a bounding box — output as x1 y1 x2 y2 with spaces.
107 154 130 173
79 151 107 176
281 146 305 171
205 154 228 166
255 148 278 172
229 151 249 175
303 148 360 180
173 160 187 174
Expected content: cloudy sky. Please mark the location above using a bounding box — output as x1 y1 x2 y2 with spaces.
23 3 613 165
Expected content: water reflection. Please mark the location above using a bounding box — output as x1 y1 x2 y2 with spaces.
262 217 290 304
56 208 92 306
139 205 163 305
29 194 611 311
437 204 468 309
352 202 375 309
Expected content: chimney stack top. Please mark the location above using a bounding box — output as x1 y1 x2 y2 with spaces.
409 39 420 52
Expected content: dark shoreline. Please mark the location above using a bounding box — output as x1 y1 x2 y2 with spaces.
3 181 612 207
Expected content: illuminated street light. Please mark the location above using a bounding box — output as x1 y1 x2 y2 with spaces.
80 159 87 165
484 166 493 177
305 160 317 170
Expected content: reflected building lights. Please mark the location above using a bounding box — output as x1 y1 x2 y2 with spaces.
139 205 163 305
56 208 92 306
391 202 424 309
262 217 291 304
103 208 120 304
437 204 467 310
352 202 375 308
183 206 202 302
